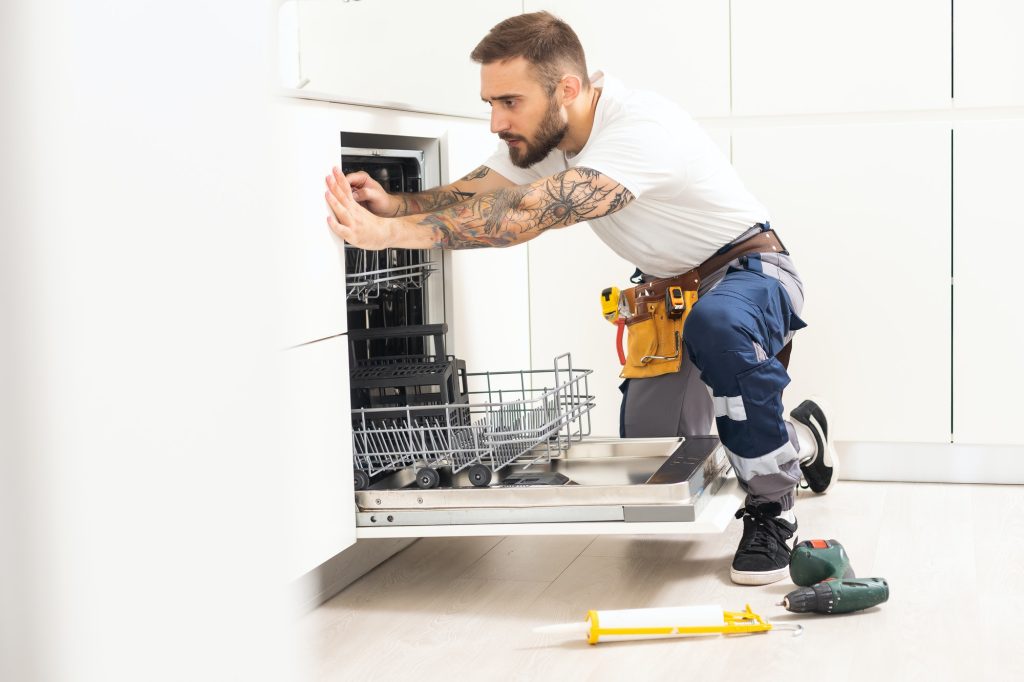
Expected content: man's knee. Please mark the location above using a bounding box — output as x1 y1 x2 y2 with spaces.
684 295 749 358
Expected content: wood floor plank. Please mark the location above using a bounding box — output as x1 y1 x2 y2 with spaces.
461 534 597 582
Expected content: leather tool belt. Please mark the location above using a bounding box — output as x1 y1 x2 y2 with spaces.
620 229 788 379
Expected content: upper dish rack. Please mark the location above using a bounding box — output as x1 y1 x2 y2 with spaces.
345 246 438 302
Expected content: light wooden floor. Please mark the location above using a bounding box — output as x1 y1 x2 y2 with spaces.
301 481 1024 682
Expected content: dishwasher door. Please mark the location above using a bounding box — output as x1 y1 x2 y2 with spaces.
354 435 744 539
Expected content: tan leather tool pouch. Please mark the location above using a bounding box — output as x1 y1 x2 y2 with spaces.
620 288 697 379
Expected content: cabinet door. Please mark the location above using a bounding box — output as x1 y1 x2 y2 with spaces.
523 0 730 117
285 334 353 579
732 124 951 443
732 0 950 116
527 227 637 437
291 0 521 118
953 121 1024 445
954 1 1024 107
271 97 348 349
447 122 534 376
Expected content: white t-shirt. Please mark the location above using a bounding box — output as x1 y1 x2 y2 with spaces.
483 72 770 278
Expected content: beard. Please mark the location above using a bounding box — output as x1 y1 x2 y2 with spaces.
501 97 568 169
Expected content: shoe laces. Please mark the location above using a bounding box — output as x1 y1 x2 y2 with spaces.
735 503 793 556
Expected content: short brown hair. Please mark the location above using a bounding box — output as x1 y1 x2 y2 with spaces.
470 11 590 94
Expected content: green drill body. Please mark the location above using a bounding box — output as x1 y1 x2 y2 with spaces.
789 539 855 586
782 578 890 614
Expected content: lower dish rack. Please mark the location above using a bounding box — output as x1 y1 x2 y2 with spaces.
351 354 594 490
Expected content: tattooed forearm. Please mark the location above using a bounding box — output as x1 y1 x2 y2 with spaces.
410 167 635 250
395 188 476 216
390 167 494 217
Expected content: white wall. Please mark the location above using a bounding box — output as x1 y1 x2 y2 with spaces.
952 120 1024 445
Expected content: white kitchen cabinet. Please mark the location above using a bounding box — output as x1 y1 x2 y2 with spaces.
447 127 534 376
732 123 951 443
731 0 951 116
289 0 520 118
526 226 636 437
272 93 536 581
272 97 349 349
952 121 1024 445
524 0 731 118
284 334 353 580
450 248 532 374
953 0 1024 107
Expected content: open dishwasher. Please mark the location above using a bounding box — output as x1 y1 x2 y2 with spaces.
342 141 742 540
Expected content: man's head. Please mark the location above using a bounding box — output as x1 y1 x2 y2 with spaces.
471 12 590 168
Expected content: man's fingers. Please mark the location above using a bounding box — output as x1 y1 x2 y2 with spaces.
325 190 352 225
345 170 371 189
325 174 351 206
331 166 355 201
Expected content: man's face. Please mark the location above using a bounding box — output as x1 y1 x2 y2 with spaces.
481 57 568 169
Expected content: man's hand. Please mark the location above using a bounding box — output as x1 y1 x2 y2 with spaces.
325 168 398 250
345 170 401 216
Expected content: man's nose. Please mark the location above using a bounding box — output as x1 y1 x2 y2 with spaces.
490 109 509 135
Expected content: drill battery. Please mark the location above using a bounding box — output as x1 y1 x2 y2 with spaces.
789 538 855 586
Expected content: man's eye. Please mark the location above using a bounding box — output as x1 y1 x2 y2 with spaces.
504 100 516 108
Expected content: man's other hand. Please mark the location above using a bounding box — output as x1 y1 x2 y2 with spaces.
325 167 396 250
345 170 400 216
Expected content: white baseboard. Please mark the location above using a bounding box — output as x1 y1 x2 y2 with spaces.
291 538 416 613
837 441 1024 484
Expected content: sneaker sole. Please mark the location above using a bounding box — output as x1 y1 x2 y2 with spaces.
805 409 840 491
793 396 839 494
730 565 790 586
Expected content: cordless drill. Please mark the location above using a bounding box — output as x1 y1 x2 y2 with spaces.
785 539 889 615
781 577 890 614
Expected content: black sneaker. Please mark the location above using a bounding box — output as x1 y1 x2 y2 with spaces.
730 502 797 585
791 398 839 494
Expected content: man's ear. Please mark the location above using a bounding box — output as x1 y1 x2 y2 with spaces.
559 74 583 105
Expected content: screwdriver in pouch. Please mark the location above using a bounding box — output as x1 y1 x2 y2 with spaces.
780 577 890 615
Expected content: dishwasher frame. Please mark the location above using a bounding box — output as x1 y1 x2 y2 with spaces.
355 436 743 539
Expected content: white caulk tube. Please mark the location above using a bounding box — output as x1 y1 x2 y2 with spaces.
535 605 731 644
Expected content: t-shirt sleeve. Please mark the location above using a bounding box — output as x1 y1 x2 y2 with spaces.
481 141 544 186
573 120 689 200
